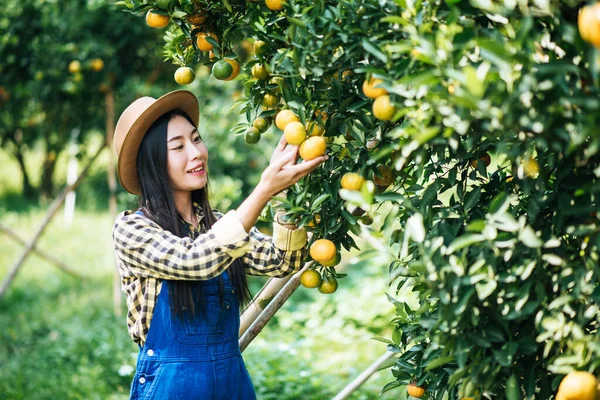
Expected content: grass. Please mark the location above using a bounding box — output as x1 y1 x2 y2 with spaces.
0 146 401 399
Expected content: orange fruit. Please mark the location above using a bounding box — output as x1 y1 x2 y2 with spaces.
263 93 279 107
68 60 81 74
254 40 269 56
300 269 322 288
224 59 241 81
470 153 491 168
265 0 284 11
174 67 195 85
253 117 270 133
407 382 426 398
523 158 539 177
196 32 218 52
318 275 338 294
372 95 396 121
90 58 104 72
299 136 327 160
341 173 364 191
362 77 387 99
556 371 598 400
212 60 233 80
310 239 336 263
186 13 207 25
276 110 299 130
146 10 170 28
306 214 321 228
252 63 269 80
307 120 325 136
284 121 306 145
245 127 261 144
373 165 394 187
321 251 340 267
579 4 600 48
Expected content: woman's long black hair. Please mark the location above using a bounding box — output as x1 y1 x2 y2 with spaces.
136 109 251 321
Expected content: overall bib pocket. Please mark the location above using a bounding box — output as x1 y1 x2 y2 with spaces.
170 285 237 345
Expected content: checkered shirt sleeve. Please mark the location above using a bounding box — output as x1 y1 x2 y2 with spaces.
113 210 251 280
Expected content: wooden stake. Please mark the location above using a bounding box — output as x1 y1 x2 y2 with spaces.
239 263 309 352
0 145 105 298
239 276 291 337
332 351 395 400
0 223 82 278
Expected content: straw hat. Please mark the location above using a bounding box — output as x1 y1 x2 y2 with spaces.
113 90 199 195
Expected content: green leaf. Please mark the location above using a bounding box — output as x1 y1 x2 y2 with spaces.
361 38 388 63
445 234 484 254
475 280 497 301
377 357 399 371
519 226 542 248
424 355 454 371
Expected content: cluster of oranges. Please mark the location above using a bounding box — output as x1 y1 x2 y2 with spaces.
362 76 396 121
300 239 340 294
145 8 241 84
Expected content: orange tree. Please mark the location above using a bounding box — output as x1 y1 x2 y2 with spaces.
0 0 167 199
116 0 600 398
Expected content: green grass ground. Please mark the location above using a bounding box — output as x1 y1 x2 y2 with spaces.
0 147 400 399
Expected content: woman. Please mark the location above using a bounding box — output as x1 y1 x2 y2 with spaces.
111 90 325 399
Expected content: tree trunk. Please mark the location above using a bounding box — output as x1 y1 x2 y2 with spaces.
40 149 58 200
10 134 36 199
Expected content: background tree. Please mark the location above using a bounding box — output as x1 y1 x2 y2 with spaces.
0 0 168 200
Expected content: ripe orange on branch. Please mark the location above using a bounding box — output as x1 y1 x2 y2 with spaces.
310 239 336 264
284 121 307 145
265 0 284 11
362 77 388 99
299 136 327 160
555 371 599 400
174 67 195 85
307 120 325 136
578 3 600 48
276 110 299 130
146 10 170 28
196 32 218 51
341 173 365 191
372 95 396 121
224 59 241 81
407 382 426 398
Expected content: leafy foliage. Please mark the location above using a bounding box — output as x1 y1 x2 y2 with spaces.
119 0 600 398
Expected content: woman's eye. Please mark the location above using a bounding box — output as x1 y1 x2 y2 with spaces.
194 136 202 142
175 145 183 150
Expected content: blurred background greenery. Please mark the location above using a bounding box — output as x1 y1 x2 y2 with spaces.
0 0 398 398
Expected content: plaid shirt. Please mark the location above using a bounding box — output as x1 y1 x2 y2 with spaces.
112 202 308 346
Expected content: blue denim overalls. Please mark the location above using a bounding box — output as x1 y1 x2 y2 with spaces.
129 212 257 399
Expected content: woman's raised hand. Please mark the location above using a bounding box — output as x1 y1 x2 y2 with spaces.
259 134 327 197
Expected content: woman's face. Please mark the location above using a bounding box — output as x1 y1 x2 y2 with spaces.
166 114 208 193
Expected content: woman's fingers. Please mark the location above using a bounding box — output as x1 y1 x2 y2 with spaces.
272 147 298 170
276 133 288 151
286 156 327 177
